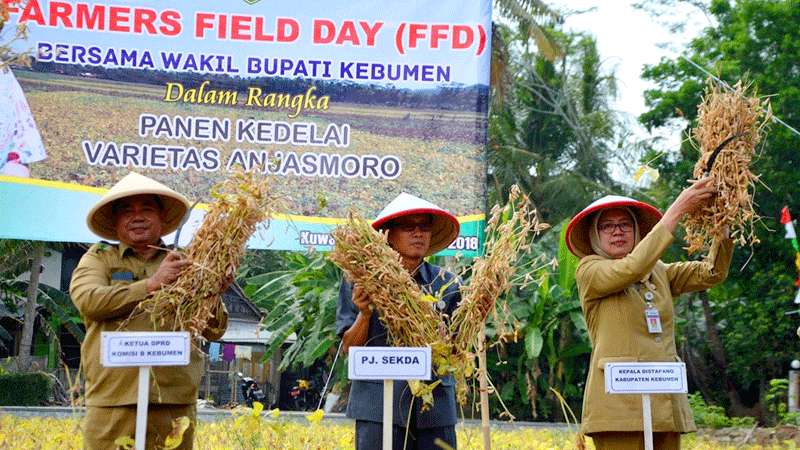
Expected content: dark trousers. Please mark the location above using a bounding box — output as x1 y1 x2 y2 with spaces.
355 419 457 450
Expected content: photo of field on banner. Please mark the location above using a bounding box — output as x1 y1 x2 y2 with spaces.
101 332 191 450
348 346 431 450
605 362 688 450
0 0 490 256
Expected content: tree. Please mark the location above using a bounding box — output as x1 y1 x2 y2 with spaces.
0 240 84 370
495 0 564 61
488 28 620 225
245 251 341 371
639 0 800 420
17 243 42 370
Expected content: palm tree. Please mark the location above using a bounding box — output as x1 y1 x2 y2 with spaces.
495 0 564 60
491 0 564 103
488 34 620 224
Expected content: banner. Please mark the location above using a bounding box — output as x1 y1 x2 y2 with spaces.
0 0 490 255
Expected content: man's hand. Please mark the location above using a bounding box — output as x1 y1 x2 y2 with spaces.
146 251 191 293
353 284 372 315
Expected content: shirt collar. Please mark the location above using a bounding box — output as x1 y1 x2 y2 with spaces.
414 261 434 285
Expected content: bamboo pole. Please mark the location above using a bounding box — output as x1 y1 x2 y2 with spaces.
478 326 490 450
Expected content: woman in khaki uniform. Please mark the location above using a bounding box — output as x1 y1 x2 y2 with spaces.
565 178 733 450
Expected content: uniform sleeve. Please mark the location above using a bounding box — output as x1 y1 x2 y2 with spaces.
576 222 675 303
336 279 357 337
665 237 734 296
69 246 149 322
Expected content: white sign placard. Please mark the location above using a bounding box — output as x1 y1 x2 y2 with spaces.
101 332 191 367
348 346 431 380
605 362 688 394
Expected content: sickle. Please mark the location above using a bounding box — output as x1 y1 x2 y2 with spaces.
703 132 747 176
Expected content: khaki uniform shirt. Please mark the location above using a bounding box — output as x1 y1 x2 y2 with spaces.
70 242 228 407
576 223 733 434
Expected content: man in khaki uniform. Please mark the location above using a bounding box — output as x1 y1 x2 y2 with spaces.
70 172 227 450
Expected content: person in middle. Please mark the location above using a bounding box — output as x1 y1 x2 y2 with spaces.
336 193 461 450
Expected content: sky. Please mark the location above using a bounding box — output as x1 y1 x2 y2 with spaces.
546 0 713 182
550 0 710 119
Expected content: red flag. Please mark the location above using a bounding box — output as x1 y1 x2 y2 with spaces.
782 206 793 225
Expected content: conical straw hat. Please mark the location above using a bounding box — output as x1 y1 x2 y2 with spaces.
86 172 190 241
372 193 460 256
565 195 662 258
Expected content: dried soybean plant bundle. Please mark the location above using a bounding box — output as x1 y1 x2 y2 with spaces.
133 171 281 339
450 186 547 360
685 80 771 253
329 213 448 354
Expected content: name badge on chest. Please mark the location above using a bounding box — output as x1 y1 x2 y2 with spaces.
645 307 662 334
111 271 135 281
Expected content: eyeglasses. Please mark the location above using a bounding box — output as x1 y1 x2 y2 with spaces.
393 223 433 233
598 222 634 234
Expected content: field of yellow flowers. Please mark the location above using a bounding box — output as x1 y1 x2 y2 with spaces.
0 409 797 450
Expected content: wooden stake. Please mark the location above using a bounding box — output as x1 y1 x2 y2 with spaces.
478 327 491 450
135 366 151 450
383 379 394 450
642 394 653 450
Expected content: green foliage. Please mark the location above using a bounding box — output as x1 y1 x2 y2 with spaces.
245 251 340 371
766 378 789 422
493 0 563 62
237 249 288 281
0 279 24 350
0 241 83 356
0 371 53 405
689 392 756 428
488 28 621 225
763 378 800 425
0 240 37 276
36 284 84 343
483 222 590 421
